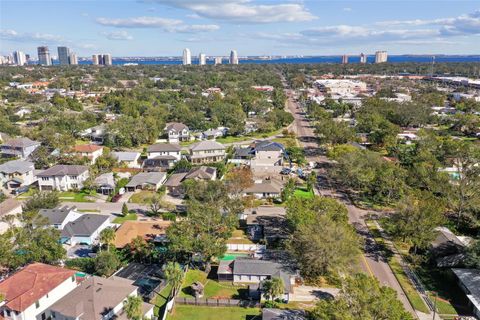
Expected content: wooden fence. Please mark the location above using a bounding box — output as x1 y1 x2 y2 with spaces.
174 297 260 308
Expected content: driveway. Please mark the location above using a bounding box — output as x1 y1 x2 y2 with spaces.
290 285 339 302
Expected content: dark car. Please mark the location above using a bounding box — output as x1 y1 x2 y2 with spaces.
111 194 122 202
12 186 29 196
280 168 291 175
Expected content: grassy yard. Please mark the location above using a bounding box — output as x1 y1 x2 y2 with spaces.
365 220 430 314
58 191 94 202
128 191 156 204
153 284 173 317
112 213 137 224
180 269 247 299
272 136 298 148
168 305 261 320
216 129 283 144
77 209 101 213
293 187 314 199
227 229 254 245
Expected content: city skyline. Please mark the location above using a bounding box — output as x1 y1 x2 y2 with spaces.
0 1 479 57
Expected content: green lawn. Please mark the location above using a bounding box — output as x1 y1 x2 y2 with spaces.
128 191 156 204
427 293 458 315
77 209 101 213
153 284 173 317
216 129 283 144
293 187 314 199
272 136 298 148
168 305 261 320
180 270 246 299
112 213 137 224
227 229 254 245
58 191 94 202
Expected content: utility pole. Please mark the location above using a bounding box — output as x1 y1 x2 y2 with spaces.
432 291 437 320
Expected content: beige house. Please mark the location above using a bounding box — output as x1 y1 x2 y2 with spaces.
188 140 226 164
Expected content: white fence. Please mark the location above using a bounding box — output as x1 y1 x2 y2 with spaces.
226 243 266 251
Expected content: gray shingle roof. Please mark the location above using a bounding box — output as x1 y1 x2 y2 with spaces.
255 140 284 152
112 151 140 162
0 198 22 218
39 206 77 225
185 166 216 180
165 122 188 132
164 172 188 187
243 181 282 194
37 165 88 177
189 140 225 152
94 172 115 187
234 259 279 276
61 214 109 237
1 137 40 148
0 160 34 174
147 143 181 152
126 172 166 188
452 268 480 308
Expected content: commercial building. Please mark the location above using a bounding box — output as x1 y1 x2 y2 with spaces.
57 46 70 65
199 53 206 65
182 48 191 65
230 49 239 64
37 46 51 65
360 53 367 64
375 50 388 63
214 56 222 65
103 53 112 65
341 54 348 64
13 51 26 66
92 54 99 65
92 54 112 65
69 52 78 65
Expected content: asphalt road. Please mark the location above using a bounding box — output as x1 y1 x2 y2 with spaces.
284 89 418 317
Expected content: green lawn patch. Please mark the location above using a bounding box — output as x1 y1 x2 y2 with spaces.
77 209 101 213
216 129 283 144
272 136 298 148
128 191 156 204
427 293 457 315
58 191 94 202
153 283 173 317
180 269 246 299
168 305 261 320
293 187 314 199
113 213 137 224
227 229 254 245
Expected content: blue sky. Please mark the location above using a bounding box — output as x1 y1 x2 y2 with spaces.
1 0 479 57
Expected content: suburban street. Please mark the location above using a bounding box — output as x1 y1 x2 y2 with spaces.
284 89 420 317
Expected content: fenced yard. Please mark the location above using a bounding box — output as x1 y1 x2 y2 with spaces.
167 305 261 320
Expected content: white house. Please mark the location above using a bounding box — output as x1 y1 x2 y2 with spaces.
243 180 283 199
60 214 111 245
165 122 190 143
112 151 141 168
188 140 226 164
147 143 182 160
0 159 36 190
37 165 89 191
0 263 78 320
70 144 104 164
38 206 82 230
0 198 22 235
0 137 41 160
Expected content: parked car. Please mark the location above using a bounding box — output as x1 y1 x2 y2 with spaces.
111 194 122 202
280 168 291 175
12 185 29 196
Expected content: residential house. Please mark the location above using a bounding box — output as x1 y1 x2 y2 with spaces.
217 258 296 302
452 268 480 318
0 263 77 320
165 122 190 143
39 206 82 230
164 166 217 195
71 144 104 164
114 220 172 248
125 172 167 192
243 180 282 199
230 141 285 167
0 198 22 235
112 151 141 168
37 165 89 191
200 127 228 140
430 227 472 267
94 172 115 195
188 140 226 164
0 137 40 159
243 206 288 242
0 159 36 190
80 125 106 144
48 276 154 320
60 214 111 245
144 143 181 170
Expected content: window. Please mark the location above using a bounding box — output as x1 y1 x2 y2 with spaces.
71 183 78 189
6 310 11 317
51 311 56 319
41 312 46 320
41 177 49 181
69 175 77 180
71 275 75 282
35 300 40 308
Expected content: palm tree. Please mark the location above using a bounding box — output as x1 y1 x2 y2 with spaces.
262 277 284 302
123 295 143 320
99 227 116 252
164 261 184 299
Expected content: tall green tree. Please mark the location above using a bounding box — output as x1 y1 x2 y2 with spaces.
99 227 116 252
94 251 120 277
164 261 184 298
123 295 143 320
22 190 59 212
262 277 284 302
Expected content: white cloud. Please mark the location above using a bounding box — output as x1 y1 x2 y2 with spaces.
102 30 133 40
343 7 352 12
153 0 317 23
0 29 64 43
96 16 219 33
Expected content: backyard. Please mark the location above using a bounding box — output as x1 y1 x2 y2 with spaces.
112 213 138 224
129 190 156 204
167 305 261 320
227 229 255 245
153 283 173 317
180 269 247 299
293 186 314 199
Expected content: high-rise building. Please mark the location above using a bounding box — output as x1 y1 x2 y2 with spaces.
199 53 206 66
57 46 70 65
13 51 27 66
214 57 222 65
37 46 51 66
92 54 99 65
69 52 78 65
229 50 238 64
375 51 388 63
360 53 367 64
182 48 191 65
341 54 349 64
103 54 112 66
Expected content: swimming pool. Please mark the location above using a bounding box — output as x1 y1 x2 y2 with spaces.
220 253 249 261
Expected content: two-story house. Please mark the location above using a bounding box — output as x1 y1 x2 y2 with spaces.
38 206 82 230
0 263 78 320
0 160 36 190
70 144 104 164
48 276 154 320
112 151 141 168
188 140 226 164
144 143 182 170
37 165 89 191
0 137 41 160
165 122 190 143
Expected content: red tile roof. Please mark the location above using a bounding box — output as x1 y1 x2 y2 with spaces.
73 144 103 153
0 263 76 312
